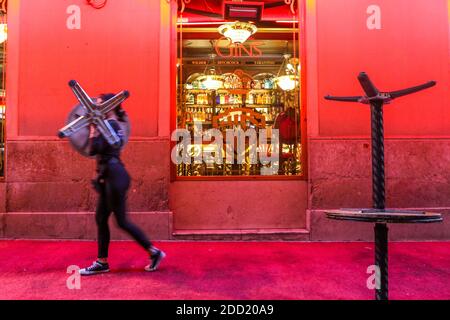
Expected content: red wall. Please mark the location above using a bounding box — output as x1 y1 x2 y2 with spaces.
307 0 450 240
10 0 449 140
316 0 449 137
2 0 450 240
13 0 161 137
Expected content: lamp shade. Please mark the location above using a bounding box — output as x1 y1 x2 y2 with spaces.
198 74 224 90
218 21 257 44
276 75 299 91
0 24 7 44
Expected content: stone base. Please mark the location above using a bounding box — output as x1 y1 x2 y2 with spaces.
0 212 173 240
0 183 5 213
172 228 310 241
309 208 450 241
170 180 308 230
1 209 448 241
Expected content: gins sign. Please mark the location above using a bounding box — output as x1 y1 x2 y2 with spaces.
214 37 264 58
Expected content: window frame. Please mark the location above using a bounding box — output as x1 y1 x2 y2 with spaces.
170 1 307 182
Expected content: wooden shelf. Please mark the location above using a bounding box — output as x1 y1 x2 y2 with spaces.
245 104 281 108
184 89 213 92
248 88 278 92
186 121 212 125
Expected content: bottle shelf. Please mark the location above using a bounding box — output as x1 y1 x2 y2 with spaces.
184 121 275 126
185 89 214 93
185 121 213 125
216 104 242 106
184 105 283 110
182 85 295 130
185 104 211 107
183 88 279 96
246 104 283 108
184 104 282 108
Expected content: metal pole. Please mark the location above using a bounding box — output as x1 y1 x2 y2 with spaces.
375 223 388 300
370 101 385 210
324 73 437 301
370 100 388 300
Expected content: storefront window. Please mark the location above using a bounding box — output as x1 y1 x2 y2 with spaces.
0 0 6 177
176 1 304 178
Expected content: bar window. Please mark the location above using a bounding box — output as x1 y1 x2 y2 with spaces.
176 2 304 178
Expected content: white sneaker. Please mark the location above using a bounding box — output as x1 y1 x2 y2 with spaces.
145 250 166 272
79 261 110 276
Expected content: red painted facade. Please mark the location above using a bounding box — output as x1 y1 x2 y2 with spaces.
0 0 449 240
316 0 449 137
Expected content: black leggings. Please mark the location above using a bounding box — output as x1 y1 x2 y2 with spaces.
95 163 152 258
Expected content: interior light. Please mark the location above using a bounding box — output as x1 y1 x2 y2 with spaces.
218 21 257 44
0 24 7 44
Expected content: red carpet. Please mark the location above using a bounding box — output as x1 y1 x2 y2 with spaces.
0 240 449 300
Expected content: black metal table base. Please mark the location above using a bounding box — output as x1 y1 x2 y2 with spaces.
374 223 388 300
326 209 441 300
324 73 442 300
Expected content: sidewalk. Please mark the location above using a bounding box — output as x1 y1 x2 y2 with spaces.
0 240 449 300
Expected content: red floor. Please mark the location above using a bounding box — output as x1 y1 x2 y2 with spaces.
0 240 449 300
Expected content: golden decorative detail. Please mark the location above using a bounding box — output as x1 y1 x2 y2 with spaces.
180 0 191 14
284 0 297 15
87 0 107 9
212 107 266 130
0 0 7 14
178 27 298 33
